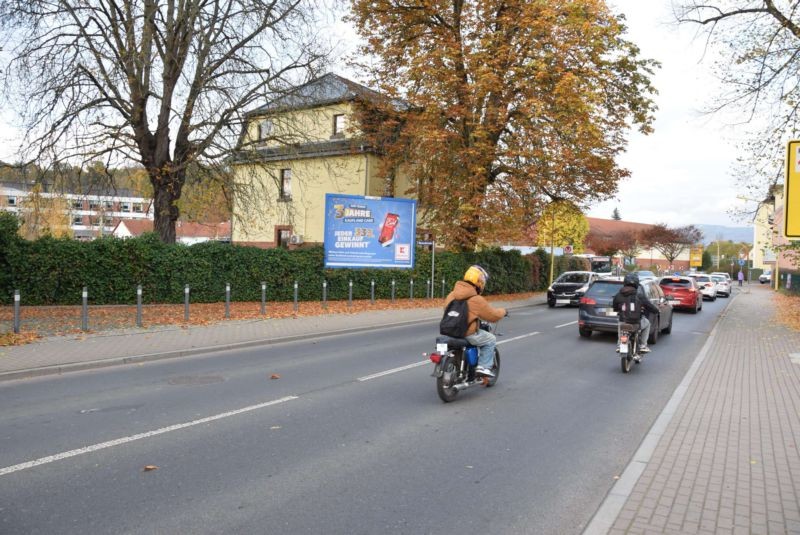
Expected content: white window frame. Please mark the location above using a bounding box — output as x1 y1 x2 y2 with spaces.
121 202 131 212
280 169 292 201
333 114 346 136
7 196 16 206
259 119 273 140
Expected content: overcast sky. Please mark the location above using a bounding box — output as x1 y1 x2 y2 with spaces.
587 0 755 228
0 0 756 228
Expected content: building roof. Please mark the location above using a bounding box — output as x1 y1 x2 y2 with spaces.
113 219 231 240
586 217 655 236
249 73 407 115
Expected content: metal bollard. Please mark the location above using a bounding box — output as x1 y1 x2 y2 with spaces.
261 282 267 315
323 280 328 309
371 280 375 304
294 281 299 312
184 284 190 322
81 286 89 331
348 280 353 308
410 279 414 300
225 283 231 319
13 290 20 334
136 285 143 327
441 278 446 298
427 279 431 299
391 279 396 302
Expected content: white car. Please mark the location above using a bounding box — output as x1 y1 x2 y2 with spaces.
759 270 772 284
690 274 718 301
710 275 731 297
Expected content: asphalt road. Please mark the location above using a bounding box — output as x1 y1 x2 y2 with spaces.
0 295 731 534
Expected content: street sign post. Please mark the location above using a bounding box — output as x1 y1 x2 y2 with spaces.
785 140 800 238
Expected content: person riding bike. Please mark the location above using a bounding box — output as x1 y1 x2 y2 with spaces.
443 265 507 377
612 273 659 355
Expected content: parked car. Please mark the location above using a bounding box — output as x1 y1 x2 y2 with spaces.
710 272 731 282
759 270 772 284
578 278 673 344
689 274 718 300
547 271 601 307
659 276 702 313
710 275 731 297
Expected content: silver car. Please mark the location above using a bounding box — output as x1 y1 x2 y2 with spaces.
710 275 731 297
690 274 718 301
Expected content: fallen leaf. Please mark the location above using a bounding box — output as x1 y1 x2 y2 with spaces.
270 426 281 430
143 465 158 472
270 373 280 380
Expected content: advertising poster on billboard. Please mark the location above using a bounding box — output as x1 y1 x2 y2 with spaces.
324 194 417 268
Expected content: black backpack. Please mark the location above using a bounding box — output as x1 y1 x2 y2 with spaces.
439 297 474 338
618 292 641 324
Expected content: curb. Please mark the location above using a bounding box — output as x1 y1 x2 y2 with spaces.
0 300 544 382
581 292 738 534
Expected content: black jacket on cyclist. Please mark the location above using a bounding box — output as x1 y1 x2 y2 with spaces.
612 284 659 324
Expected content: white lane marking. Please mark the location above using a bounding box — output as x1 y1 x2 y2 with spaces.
0 395 298 477
497 332 540 345
555 321 578 329
358 361 429 381
358 330 541 382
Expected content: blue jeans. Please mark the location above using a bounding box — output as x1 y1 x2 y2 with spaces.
639 316 651 348
465 328 496 369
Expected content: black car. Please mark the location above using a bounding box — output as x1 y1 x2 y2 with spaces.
578 278 674 344
547 271 601 307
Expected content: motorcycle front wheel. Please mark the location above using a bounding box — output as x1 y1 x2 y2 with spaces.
436 355 459 402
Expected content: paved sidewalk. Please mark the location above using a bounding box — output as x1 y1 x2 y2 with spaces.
586 284 800 534
0 294 543 381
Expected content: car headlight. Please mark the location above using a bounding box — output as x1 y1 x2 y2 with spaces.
547 286 553 292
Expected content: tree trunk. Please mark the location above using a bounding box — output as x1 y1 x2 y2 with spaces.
149 169 184 244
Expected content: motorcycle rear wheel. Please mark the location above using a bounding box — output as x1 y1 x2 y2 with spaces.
436 356 459 402
621 355 632 373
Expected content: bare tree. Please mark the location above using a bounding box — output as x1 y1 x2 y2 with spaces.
640 223 703 265
674 1 800 198
0 0 329 243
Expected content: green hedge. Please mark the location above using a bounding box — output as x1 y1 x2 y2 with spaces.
1 215 553 305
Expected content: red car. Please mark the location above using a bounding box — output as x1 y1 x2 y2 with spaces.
659 276 702 314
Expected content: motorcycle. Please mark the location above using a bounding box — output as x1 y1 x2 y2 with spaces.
428 320 501 402
618 321 642 373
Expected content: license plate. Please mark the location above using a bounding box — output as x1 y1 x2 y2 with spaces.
556 299 570 305
436 343 448 353
606 310 618 317
669 299 680 305
619 343 628 354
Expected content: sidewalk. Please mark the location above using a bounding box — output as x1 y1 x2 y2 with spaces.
0 294 544 381
586 284 800 534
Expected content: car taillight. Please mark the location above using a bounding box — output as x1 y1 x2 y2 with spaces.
429 352 442 364
580 297 596 305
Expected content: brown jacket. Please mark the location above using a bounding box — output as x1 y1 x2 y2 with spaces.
444 280 506 336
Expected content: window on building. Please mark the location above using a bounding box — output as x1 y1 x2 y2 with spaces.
333 114 347 136
89 201 100 210
104 201 113 210
259 119 273 140
278 228 291 248
89 216 100 227
7 196 16 206
132 203 143 213
280 169 292 200
72 200 83 210
72 216 83 225
121 203 131 212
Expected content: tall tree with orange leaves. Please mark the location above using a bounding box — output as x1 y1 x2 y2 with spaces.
350 0 657 251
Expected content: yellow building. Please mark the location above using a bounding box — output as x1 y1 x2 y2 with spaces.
231 74 414 248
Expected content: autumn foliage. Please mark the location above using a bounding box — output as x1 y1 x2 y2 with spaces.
350 0 657 250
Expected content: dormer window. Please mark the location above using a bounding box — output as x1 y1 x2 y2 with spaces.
333 114 346 136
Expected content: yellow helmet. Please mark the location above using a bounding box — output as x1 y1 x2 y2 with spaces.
463 265 489 293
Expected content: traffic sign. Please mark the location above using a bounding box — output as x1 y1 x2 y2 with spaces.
564 245 573 255
785 140 800 238
739 259 745 266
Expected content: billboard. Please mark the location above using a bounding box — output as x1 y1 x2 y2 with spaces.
689 245 703 267
324 194 417 268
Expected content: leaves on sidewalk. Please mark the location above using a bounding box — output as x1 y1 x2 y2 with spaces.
143 465 159 472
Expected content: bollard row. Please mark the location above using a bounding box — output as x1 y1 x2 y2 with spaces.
6 278 448 333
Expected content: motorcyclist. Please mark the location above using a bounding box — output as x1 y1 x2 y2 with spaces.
443 265 506 377
612 272 659 356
